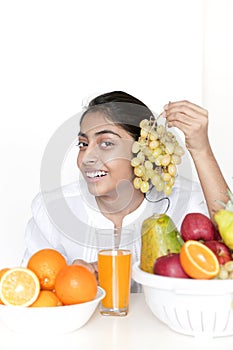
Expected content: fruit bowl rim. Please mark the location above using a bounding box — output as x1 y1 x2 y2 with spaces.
0 286 106 310
132 262 233 295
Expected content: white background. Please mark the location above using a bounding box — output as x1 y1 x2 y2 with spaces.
0 0 232 267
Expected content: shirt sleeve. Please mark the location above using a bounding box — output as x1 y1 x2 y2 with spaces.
21 192 69 265
21 218 56 266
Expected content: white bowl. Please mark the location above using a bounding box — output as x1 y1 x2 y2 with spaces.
0 286 105 334
132 262 233 338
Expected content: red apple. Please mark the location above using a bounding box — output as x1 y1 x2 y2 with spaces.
214 228 222 241
153 253 189 278
204 240 232 265
181 213 215 241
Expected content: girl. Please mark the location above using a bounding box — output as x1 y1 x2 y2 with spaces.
22 91 229 289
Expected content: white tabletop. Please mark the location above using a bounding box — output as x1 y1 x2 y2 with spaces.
0 294 233 350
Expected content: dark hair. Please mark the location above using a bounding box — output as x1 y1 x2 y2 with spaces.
80 91 155 140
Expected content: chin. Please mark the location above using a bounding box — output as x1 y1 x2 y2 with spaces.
86 183 109 197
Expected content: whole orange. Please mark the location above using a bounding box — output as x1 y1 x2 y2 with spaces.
27 249 67 290
30 290 63 307
54 265 98 305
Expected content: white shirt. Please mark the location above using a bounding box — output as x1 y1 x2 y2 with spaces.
22 176 208 267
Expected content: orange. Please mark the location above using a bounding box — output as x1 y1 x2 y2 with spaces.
0 267 40 306
27 248 67 290
30 290 63 307
55 265 98 305
180 240 220 279
0 268 9 280
0 268 10 304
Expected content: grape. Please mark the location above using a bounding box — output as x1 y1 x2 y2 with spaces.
171 154 181 165
140 181 149 193
133 177 142 189
140 128 148 138
131 157 141 167
217 266 229 280
139 119 149 129
147 155 156 163
168 164 177 177
134 165 145 177
156 180 164 192
161 172 171 182
142 174 149 182
168 176 175 186
152 147 162 158
137 151 145 163
215 261 233 280
149 130 158 141
224 261 233 272
149 140 160 150
154 155 163 166
151 173 160 186
157 125 165 135
143 146 152 157
174 145 185 156
163 184 172 195
165 142 175 155
132 141 141 154
144 160 153 170
131 114 185 195
161 154 171 167
145 168 154 179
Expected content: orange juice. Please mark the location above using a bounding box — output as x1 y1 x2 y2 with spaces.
98 249 131 315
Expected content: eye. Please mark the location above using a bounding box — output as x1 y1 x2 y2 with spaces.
77 141 88 149
99 141 114 149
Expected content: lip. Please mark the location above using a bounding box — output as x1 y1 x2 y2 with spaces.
83 169 109 183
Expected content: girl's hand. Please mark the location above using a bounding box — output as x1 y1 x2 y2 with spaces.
72 259 98 280
163 100 210 157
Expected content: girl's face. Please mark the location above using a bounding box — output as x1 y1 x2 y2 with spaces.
77 111 135 199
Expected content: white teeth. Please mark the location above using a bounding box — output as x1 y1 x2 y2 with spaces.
86 171 107 178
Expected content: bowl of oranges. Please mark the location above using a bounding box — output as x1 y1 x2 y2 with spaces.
0 249 105 334
132 240 233 338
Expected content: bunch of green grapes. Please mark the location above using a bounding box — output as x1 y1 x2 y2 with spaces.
215 261 233 280
131 118 185 195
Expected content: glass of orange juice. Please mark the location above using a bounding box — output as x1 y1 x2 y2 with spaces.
98 249 132 316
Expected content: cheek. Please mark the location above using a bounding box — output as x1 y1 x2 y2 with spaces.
77 152 82 168
107 144 133 163
111 159 134 177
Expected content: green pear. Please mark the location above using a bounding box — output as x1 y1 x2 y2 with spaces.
214 209 233 249
140 213 184 273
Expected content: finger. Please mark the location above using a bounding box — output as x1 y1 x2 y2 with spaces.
166 112 195 126
167 117 206 136
164 100 208 117
167 119 192 133
92 261 98 272
72 259 96 274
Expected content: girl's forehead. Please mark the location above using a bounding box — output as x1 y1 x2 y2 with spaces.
80 111 113 131
79 111 130 138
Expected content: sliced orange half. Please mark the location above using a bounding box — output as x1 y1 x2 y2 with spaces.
0 267 40 307
179 240 220 279
0 268 10 304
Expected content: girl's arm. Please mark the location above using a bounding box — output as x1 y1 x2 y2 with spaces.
163 100 229 220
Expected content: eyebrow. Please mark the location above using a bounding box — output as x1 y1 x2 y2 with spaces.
78 130 121 138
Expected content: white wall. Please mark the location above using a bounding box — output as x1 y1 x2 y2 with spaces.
203 0 233 188
0 0 231 267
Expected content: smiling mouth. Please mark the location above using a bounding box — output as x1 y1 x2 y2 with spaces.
86 171 108 179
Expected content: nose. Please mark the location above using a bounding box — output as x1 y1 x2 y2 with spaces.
81 145 98 165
